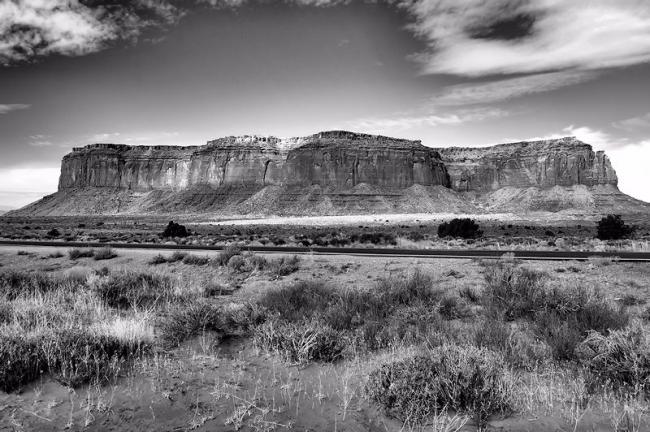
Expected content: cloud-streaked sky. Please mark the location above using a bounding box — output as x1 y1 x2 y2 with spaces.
1 0 649 207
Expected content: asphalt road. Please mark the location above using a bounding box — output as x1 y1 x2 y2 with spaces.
0 240 649 262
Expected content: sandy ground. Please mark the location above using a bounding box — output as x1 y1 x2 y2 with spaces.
1 246 649 431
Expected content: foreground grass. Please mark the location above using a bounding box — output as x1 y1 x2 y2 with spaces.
1 254 648 430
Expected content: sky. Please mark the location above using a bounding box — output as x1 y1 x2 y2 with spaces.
1 0 650 208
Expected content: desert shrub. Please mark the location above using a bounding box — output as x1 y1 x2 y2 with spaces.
167 251 187 262
258 280 335 323
268 255 300 276
227 255 247 272
47 251 65 259
213 245 241 266
576 324 650 393
437 218 482 239
0 328 147 391
253 318 345 364
93 247 117 261
406 231 425 242
182 254 210 266
0 303 12 324
159 300 263 347
0 332 45 392
366 345 512 425
161 221 190 238
438 295 472 320
0 271 84 301
534 300 629 362
46 228 60 238
377 268 441 306
459 285 480 303
597 214 634 240
148 254 168 265
620 294 646 307
483 263 547 320
204 281 230 297
41 328 148 387
474 319 551 368
68 248 94 259
94 272 174 309
245 253 267 271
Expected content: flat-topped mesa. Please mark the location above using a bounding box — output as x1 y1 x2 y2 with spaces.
59 131 450 192
434 137 617 192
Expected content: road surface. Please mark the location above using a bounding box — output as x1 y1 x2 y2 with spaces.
0 240 648 262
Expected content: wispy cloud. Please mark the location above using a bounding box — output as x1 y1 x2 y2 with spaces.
613 112 650 132
433 71 598 106
0 103 29 114
398 0 650 77
348 107 508 133
28 134 51 147
0 0 183 64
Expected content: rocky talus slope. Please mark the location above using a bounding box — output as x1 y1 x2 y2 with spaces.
11 131 648 216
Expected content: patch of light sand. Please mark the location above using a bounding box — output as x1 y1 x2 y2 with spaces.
201 213 523 227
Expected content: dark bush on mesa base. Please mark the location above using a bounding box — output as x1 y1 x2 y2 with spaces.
162 221 190 238
597 214 634 240
437 218 482 239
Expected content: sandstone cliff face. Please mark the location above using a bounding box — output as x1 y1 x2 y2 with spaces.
59 131 450 192
32 131 634 217
433 138 617 192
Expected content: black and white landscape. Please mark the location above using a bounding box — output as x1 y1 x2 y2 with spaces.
1 2 649 431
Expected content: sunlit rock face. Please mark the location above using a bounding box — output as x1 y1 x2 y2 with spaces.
434 137 617 192
30 131 633 216
58 132 451 192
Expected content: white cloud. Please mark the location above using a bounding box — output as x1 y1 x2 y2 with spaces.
0 0 183 64
0 166 59 208
28 134 52 146
0 103 29 113
607 140 650 203
348 107 508 133
434 71 598 106
398 0 650 77
613 112 650 132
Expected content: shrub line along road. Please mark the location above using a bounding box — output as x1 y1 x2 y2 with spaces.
0 240 649 262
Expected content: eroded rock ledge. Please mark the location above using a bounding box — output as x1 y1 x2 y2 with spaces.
59 131 616 193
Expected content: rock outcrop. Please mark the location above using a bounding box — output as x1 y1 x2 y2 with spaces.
13 131 646 217
59 132 450 192
434 137 617 192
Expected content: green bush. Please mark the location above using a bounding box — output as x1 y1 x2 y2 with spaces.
438 295 472 320
258 280 335 323
148 254 168 265
0 332 44 392
94 272 174 309
182 254 210 266
253 318 345 364
42 328 148 387
0 271 84 301
597 214 634 240
482 263 547 320
93 247 117 261
159 300 264 347
213 245 242 266
161 221 190 238
0 328 148 391
438 218 482 239
268 255 300 276
167 251 188 263
576 324 650 393
366 345 512 425
68 248 94 259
